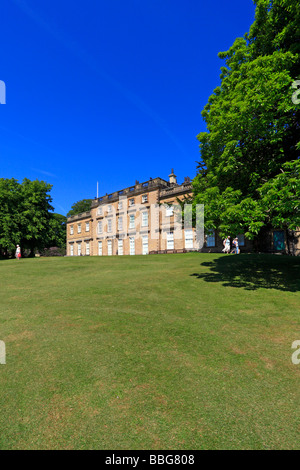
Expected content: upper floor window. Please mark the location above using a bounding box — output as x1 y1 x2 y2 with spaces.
142 211 148 227
129 198 135 207
108 219 112 233
97 221 103 234
70 225 74 235
129 214 135 229
118 201 123 210
107 204 112 213
166 205 174 217
97 207 103 216
118 216 123 231
78 224 82 234
85 222 90 232
142 194 148 203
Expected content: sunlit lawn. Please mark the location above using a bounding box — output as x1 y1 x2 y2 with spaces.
0 253 299 449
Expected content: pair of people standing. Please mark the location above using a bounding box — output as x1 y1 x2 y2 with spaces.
222 236 240 254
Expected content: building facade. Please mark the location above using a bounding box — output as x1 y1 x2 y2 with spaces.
66 170 299 256
66 171 201 257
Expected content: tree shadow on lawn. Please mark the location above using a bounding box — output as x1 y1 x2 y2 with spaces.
191 254 300 292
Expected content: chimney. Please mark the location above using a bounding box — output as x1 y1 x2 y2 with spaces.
169 168 177 185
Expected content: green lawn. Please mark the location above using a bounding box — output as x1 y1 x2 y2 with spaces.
0 253 299 450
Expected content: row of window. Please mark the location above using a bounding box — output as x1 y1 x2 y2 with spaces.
69 231 195 256
97 195 148 216
206 230 245 247
69 241 90 256
70 222 90 235
97 212 149 234
69 237 149 256
70 207 177 236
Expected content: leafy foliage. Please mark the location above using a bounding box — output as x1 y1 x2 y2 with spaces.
67 199 92 217
192 0 300 244
0 178 65 256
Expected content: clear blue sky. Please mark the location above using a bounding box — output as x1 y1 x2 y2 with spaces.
0 0 256 215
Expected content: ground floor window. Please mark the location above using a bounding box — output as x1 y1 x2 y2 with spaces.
70 244 74 256
129 237 135 255
185 230 193 249
167 232 174 250
118 239 123 255
77 242 82 256
273 230 285 251
237 234 245 246
107 240 112 256
142 235 148 255
98 241 102 256
85 242 90 255
206 230 215 247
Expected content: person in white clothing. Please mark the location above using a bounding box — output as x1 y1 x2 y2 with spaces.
15 244 21 260
222 236 231 253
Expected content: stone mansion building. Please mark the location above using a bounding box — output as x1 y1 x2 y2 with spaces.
66 170 205 257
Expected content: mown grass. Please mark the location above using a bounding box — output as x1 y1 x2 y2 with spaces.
0 253 299 449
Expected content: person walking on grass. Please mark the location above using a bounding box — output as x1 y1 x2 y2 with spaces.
231 237 239 254
222 236 231 254
15 244 21 260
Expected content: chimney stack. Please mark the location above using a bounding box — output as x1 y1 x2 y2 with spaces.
169 168 177 185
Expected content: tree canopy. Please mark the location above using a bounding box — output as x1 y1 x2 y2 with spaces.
67 199 92 217
0 178 66 257
192 0 300 246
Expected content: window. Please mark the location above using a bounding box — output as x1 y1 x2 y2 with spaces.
107 240 112 256
78 224 81 234
142 211 148 227
166 205 174 217
167 232 174 250
118 201 123 210
107 219 112 233
185 230 193 249
70 244 74 256
77 242 82 255
129 214 135 229
142 235 148 255
107 204 112 213
118 239 123 256
129 237 135 255
237 234 245 246
98 241 102 256
86 242 90 255
70 225 74 235
273 230 285 251
85 222 90 232
129 198 134 206
97 207 103 216
97 221 103 234
142 194 148 203
206 230 215 247
118 216 123 231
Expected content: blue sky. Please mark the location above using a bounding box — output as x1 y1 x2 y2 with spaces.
0 0 256 215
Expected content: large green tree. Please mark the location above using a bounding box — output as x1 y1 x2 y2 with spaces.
67 199 92 217
192 0 300 250
0 178 56 257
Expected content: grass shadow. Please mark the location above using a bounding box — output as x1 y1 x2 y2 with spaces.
191 254 300 292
